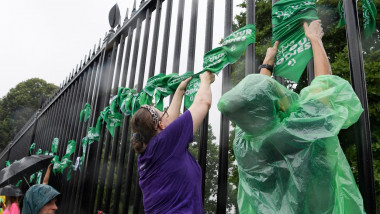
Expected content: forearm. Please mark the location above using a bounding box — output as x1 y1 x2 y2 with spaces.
189 79 212 134
167 88 185 123
310 37 332 77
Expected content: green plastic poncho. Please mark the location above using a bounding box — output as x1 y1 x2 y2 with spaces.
218 74 365 214
22 184 60 214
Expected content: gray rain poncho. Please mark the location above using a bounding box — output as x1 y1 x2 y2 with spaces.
22 184 60 214
218 74 365 213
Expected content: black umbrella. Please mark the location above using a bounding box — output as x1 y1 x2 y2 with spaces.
0 155 53 188
0 184 23 196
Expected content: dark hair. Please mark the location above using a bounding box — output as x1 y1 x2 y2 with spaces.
131 108 157 154
6 196 19 205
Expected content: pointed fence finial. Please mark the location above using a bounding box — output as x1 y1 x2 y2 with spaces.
140 0 145 7
132 0 137 13
109 4 121 31
88 50 91 60
98 38 102 51
123 8 129 25
93 44 96 55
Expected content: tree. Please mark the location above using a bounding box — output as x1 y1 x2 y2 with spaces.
190 124 238 213
0 78 58 151
232 0 380 210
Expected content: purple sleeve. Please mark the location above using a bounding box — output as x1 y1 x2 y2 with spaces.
159 110 194 152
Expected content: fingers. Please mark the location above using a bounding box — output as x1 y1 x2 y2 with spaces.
303 22 309 30
183 76 192 84
273 40 280 49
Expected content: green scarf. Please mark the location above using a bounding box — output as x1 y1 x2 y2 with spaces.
338 0 377 39
272 0 318 82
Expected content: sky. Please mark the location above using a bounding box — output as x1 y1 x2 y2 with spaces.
0 0 245 141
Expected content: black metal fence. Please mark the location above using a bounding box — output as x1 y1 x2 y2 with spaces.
0 0 376 213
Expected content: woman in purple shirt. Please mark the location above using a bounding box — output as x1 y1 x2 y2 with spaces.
131 71 215 213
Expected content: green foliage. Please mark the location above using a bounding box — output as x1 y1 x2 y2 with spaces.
231 0 380 211
0 78 58 151
190 124 238 213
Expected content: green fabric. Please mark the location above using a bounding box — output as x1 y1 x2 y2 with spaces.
29 143 36 155
218 74 365 213
22 184 60 214
363 0 377 38
202 47 229 73
15 180 22 187
29 173 36 183
5 160 10 167
36 149 42 155
36 170 42 184
100 106 123 137
222 24 256 64
51 138 59 154
79 103 92 122
75 24 256 150
184 77 201 109
338 0 377 39
272 0 318 82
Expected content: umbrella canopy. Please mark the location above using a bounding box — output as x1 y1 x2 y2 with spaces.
0 184 23 196
0 155 53 188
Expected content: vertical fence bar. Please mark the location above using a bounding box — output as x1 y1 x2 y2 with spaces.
121 17 144 214
132 9 154 213
62 65 94 214
216 0 232 213
172 0 185 74
148 0 163 77
75 46 109 213
112 27 135 214
103 35 126 213
245 0 255 75
159 0 173 74
198 0 212 203
186 0 199 72
71 55 103 213
94 40 119 212
343 0 376 212
60 70 89 210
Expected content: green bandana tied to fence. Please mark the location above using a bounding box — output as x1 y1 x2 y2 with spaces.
79 103 92 122
77 24 256 163
51 138 59 154
338 0 377 39
272 0 318 82
29 143 36 155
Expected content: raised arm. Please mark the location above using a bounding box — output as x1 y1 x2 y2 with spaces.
303 20 332 77
166 77 192 124
188 71 215 134
260 41 279 76
43 163 52 185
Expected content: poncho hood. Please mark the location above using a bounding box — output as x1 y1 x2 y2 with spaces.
218 74 298 134
22 184 60 214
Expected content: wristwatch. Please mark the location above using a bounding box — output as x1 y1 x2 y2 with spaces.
258 64 273 73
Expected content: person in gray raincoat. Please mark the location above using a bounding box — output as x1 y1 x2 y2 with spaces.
21 184 60 214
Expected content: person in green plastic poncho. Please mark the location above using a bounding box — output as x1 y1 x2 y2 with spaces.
218 20 366 213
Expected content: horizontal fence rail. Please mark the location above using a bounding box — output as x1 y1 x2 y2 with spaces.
0 0 376 213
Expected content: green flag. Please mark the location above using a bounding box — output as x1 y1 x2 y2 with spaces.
272 0 318 82
79 103 92 122
51 138 59 154
184 78 201 109
29 143 36 155
222 24 256 64
363 0 377 38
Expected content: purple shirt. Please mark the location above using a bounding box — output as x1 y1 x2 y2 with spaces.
137 110 203 214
